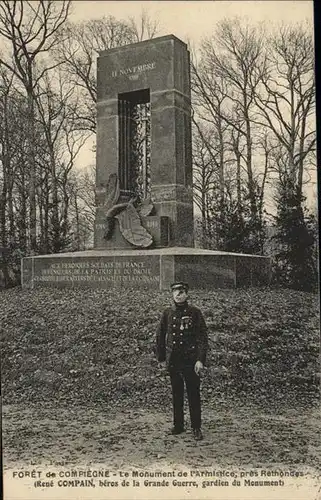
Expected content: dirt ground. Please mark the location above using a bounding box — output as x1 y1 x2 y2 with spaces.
3 401 321 472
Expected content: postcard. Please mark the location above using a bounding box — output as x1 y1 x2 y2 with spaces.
1 1 319 499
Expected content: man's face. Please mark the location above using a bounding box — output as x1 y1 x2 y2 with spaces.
172 287 188 304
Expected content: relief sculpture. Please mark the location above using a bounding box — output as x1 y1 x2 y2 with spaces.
100 173 154 248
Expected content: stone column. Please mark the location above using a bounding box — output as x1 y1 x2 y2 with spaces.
149 39 193 247
95 35 194 249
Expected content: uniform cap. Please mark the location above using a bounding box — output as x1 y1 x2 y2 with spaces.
170 281 189 292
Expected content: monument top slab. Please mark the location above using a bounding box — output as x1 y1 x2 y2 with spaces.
97 33 191 101
99 34 187 57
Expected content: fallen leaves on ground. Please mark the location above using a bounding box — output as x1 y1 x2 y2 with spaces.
0 286 318 410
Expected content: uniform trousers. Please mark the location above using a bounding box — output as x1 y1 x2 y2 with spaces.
169 359 201 430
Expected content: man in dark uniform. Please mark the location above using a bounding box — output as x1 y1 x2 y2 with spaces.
156 282 208 440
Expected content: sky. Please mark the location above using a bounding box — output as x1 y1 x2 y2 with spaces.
70 1 313 46
68 0 316 208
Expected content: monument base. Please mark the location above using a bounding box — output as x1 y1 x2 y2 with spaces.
21 247 271 290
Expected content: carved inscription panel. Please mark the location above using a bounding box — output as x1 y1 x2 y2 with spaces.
31 257 160 288
111 62 156 78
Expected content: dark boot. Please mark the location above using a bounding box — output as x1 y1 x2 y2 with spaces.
193 428 203 441
170 426 185 435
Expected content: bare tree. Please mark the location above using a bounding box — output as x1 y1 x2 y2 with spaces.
192 124 217 246
56 12 159 134
0 65 88 267
0 0 71 253
254 22 315 197
128 9 159 42
191 18 270 252
0 68 14 249
192 69 231 204
0 68 33 283
0 68 30 246
67 164 96 250
55 16 136 133
34 66 88 252
199 18 268 224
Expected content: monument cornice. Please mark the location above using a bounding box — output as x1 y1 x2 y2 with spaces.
151 88 191 101
98 34 187 57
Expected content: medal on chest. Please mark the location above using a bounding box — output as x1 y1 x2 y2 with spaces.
180 316 191 330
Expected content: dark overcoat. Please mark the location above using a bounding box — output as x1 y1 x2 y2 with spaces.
156 302 208 369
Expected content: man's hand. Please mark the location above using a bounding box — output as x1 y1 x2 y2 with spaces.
194 361 204 376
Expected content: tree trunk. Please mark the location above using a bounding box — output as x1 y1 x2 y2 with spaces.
244 99 257 219
0 189 9 288
0 169 7 249
50 149 60 253
38 188 45 253
7 182 15 241
19 169 27 252
217 104 225 204
43 174 50 254
27 86 37 254
74 192 80 251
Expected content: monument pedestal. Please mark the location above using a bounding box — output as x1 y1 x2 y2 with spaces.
22 248 271 290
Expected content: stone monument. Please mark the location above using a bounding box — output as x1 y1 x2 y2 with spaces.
21 35 271 290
